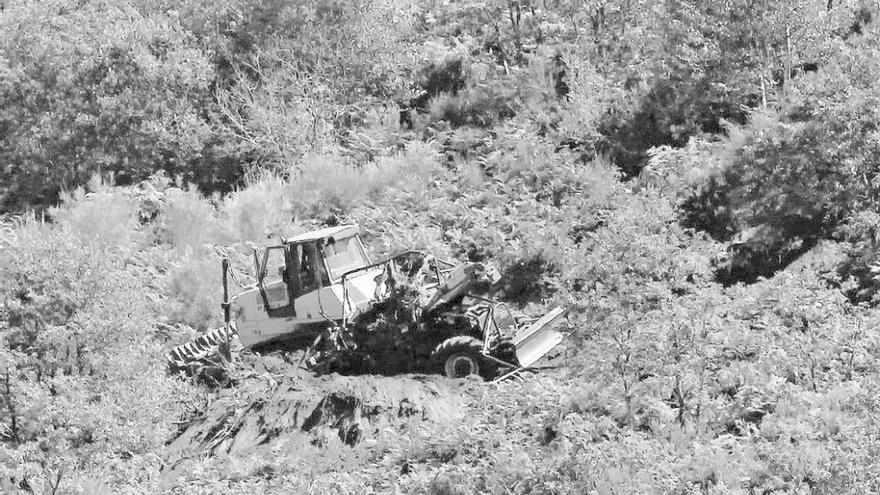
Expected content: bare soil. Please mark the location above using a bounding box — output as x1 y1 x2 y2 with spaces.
165 354 470 460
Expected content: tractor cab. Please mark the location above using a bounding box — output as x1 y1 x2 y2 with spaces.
235 225 378 348
256 225 370 306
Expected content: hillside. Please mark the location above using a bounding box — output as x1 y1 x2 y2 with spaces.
2 0 880 493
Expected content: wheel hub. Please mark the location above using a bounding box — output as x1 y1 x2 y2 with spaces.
448 354 479 377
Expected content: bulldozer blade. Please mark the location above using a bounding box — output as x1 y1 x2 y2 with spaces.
511 307 567 368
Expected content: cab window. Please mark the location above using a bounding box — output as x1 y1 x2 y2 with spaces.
323 236 369 280
262 246 289 309
299 242 329 291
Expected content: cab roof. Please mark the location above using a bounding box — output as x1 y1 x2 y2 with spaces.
284 224 360 244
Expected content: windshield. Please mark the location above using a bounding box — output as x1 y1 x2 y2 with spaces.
322 236 369 280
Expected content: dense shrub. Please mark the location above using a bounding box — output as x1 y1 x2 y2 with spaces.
662 34 880 284
161 187 219 251
836 212 880 306
419 53 564 131
49 178 142 249
0 215 194 493
0 0 219 210
288 142 441 221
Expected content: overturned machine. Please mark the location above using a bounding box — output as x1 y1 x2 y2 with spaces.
167 225 567 379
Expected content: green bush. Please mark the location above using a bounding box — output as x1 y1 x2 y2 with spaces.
0 217 194 493
219 173 290 244
670 38 880 284
0 0 218 210
289 143 441 221
836 211 880 306
48 176 141 249
163 252 224 331
421 53 563 131
162 188 219 252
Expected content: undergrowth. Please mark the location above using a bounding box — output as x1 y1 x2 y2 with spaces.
2 3 880 492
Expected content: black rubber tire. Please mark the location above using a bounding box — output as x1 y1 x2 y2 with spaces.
431 336 485 379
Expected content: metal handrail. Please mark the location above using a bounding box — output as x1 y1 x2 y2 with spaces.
338 250 455 284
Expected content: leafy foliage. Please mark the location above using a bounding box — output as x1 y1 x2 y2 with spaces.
0 0 218 210
3 0 880 493
836 211 880 305
0 213 194 493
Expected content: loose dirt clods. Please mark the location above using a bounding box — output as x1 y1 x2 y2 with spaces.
166 357 466 460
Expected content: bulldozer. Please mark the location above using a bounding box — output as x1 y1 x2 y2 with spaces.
167 224 568 379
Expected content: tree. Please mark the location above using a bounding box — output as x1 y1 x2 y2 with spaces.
0 0 218 210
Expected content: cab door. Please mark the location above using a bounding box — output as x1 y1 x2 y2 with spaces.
291 241 334 321
257 245 296 317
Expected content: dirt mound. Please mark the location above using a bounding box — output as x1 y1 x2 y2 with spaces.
166 356 466 458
